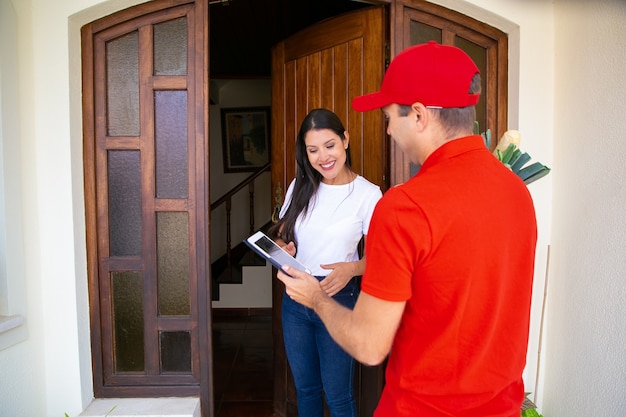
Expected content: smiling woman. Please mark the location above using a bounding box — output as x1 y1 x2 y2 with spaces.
268 108 383 417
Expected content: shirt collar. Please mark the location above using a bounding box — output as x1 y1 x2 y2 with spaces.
420 134 486 172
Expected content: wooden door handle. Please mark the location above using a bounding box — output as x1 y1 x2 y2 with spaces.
271 182 283 223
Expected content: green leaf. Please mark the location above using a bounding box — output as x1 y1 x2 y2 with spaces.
518 162 550 184
474 122 491 148
507 148 523 168
500 143 518 165
523 166 551 185
521 409 543 417
475 122 551 185
482 129 492 149
510 152 532 173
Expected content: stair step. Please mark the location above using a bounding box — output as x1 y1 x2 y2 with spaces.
239 250 266 267
216 265 242 285
211 222 272 302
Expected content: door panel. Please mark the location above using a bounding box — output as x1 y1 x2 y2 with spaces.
390 0 508 184
82 0 212 413
271 7 388 417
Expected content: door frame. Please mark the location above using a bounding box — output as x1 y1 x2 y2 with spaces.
270 6 388 417
81 0 212 413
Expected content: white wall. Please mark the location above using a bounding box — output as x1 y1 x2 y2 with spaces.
209 79 272 262
1 0 625 416
0 2 42 417
544 0 626 415
209 79 273 308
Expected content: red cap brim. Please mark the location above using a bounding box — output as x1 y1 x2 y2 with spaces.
352 91 392 112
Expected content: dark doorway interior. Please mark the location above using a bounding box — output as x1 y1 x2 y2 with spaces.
209 1 379 414
209 0 372 78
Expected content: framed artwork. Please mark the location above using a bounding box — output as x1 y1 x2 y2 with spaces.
221 106 271 173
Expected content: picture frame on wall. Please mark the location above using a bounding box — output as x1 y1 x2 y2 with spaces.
220 106 271 173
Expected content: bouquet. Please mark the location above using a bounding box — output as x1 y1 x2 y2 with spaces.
476 123 551 185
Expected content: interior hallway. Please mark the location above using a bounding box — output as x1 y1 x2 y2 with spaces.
213 310 274 417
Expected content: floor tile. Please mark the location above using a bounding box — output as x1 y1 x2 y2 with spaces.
213 312 274 417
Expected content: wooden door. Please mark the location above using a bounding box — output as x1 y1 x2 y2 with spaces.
389 0 508 185
270 6 388 417
81 0 213 414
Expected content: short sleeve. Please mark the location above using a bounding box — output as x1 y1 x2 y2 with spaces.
362 185 383 235
361 188 429 302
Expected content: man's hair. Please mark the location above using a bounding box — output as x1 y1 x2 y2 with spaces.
397 73 481 138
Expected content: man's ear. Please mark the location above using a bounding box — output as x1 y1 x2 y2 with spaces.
412 102 429 131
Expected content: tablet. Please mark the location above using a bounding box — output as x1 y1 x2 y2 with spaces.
244 231 311 276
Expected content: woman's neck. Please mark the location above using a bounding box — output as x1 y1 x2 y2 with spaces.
321 168 356 185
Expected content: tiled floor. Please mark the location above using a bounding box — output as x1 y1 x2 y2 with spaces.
213 311 274 417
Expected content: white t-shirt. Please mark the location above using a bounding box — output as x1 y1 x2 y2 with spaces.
280 175 382 276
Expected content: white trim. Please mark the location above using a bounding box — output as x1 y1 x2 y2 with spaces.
79 397 200 417
0 314 24 334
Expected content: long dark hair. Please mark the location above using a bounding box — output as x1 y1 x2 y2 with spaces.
268 108 352 246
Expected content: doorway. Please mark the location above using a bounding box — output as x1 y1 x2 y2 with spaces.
81 1 508 416
207 2 377 417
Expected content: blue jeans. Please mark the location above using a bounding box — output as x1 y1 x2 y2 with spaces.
282 276 359 417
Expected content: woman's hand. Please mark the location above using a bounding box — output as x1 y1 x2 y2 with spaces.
319 260 361 297
279 241 296 257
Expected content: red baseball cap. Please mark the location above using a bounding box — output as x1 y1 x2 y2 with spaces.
352 41 480 112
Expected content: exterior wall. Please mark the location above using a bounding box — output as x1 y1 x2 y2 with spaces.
0 3 40 416
546 0 626 415
0 0 624 416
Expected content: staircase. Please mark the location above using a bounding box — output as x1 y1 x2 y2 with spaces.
211 221 271 301
210 163 272 301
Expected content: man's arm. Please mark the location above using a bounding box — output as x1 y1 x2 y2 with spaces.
277 265 405 366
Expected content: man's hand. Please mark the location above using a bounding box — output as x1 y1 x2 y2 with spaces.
276 264 406 366
276 265 328 309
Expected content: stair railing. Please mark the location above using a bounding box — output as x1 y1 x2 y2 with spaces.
210 162 271 282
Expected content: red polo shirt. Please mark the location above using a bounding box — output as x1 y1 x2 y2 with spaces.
362 135 537 417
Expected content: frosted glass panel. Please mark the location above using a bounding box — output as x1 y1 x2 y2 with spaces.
456 37 487 133
112 271 144 372
157 212 190 316
160 331 192 373
106 31 139 136
408 22 441 177
154 17 187 76
108 151 142 256
410 21 441 45
155 90 188 198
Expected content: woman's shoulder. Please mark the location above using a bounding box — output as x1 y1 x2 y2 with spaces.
354 175 383 195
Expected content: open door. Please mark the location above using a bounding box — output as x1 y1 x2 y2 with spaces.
82 0 212 414
270 6 388 417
